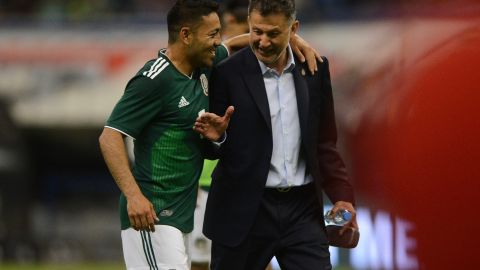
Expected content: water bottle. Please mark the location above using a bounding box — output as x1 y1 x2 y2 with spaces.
324 209 352 226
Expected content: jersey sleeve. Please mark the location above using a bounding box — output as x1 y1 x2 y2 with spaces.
213 43 229 66
105 75 163 139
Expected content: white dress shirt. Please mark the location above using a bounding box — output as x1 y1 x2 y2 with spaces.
257 46 312 188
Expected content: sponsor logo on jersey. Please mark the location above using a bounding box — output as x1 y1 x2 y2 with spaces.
178 96 190 108
200 73 208 96
160 209 173 217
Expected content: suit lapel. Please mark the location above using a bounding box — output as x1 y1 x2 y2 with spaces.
293 64 310 145
241 49 272 131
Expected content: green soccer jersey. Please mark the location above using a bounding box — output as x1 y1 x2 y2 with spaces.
199 159 218 188
106 45 228 232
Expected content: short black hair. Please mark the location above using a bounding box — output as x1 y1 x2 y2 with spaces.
248 0 296 22
167 0 220 44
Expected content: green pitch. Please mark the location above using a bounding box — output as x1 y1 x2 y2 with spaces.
0 263 353 270
0 263 124 270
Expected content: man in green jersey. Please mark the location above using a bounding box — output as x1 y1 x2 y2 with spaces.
99 0 320 269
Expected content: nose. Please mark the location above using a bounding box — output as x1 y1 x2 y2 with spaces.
258 35 271 48
213 33 221 46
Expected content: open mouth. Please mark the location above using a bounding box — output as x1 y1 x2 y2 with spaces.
257 48 272 57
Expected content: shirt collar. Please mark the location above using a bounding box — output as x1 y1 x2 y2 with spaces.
258 44 296 75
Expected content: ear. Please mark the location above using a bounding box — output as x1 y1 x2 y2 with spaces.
291 20 299 35
180 26 192 45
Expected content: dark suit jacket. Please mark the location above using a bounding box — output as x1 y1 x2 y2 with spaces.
203 47 355 247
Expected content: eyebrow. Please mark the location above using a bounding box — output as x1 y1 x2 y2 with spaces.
252 25 281 31
252 26 281 34
208 28 220 35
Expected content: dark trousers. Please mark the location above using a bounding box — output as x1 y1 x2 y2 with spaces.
210 184 332 270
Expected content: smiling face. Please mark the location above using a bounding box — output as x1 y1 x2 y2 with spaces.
248 9 298 71
187 12 222 69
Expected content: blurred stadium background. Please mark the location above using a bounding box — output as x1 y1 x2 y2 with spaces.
1 0 479 269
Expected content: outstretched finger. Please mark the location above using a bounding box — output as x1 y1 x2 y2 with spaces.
293 45 305 63
139 214 151 231
147 205 157 232
194 122 206 129
200 112 216 122
130 216 140 231
223 106 235 122
315 51 323 63
305 50 318 75
192 125 205 134
152 207 159 222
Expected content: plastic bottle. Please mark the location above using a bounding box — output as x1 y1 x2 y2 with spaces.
324 209 352 226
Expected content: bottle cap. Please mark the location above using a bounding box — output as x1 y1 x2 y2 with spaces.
342 211 352 221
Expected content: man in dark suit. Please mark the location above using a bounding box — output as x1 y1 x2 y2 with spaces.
193 0 358 269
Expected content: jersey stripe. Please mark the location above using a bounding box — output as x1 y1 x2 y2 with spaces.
143 58 162 77
150 62 170 79
140 232 153 269
142 57 170 79
146 58 166 77
141 231 158 270
146 232 158 268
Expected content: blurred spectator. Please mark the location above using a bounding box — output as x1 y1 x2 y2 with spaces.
221 0 249 39
6 0 471 25
0 98 36 262
0 0 39 15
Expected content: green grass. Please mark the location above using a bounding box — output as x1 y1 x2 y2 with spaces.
0 263 353 270
0 263 124 270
